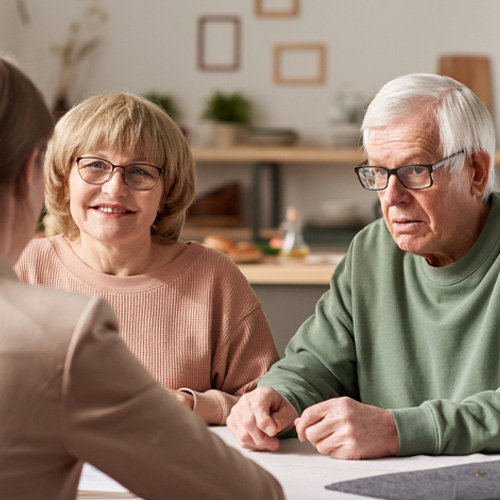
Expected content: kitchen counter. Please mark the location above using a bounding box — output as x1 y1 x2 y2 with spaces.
237 254 343 355
236 254 343 285
233 253 345 355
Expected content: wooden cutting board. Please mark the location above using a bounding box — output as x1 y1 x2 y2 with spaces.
438 55 492 113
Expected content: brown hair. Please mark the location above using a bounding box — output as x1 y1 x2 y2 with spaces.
45 93 196 243
0 56 53 195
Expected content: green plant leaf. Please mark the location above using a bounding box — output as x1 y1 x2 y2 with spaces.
144 92 179 121
201 91 250 124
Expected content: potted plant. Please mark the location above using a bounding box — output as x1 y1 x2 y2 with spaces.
145 92 195 141
201 91 251 147
144 92 180 121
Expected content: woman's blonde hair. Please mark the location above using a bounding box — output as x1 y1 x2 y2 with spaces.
44 93 196 243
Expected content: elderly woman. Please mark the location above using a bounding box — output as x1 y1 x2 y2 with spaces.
16 92 279 425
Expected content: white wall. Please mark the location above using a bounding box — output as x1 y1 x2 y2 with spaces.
2 0 499 225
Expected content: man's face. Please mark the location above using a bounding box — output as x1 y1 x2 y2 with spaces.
368 116 484 267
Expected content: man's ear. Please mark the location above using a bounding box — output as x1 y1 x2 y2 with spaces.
469 150 491 197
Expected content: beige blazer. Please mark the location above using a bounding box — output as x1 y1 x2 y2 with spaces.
0 256 283 500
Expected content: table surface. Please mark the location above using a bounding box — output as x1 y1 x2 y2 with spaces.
78 426 500 500
211 427 500 499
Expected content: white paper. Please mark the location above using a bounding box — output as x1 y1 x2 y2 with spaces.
78 463 131 493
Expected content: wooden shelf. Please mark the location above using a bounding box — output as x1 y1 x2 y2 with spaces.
193 145 500 165
192 145 364 164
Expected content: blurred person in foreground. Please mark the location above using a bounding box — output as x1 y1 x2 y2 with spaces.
228 73 500 459
0 55 283 500
15 91 278 425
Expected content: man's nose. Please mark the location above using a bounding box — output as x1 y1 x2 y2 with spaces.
379 173 409 205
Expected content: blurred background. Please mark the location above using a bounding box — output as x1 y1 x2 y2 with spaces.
2 0 500 238
3 0 500 353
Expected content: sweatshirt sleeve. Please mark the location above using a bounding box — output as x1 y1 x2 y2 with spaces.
392 390 500 456
62 297 284 500
258 257 359 416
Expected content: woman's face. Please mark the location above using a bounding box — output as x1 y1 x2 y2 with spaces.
68 149 164 248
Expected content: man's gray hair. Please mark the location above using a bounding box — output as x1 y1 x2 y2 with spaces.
361 73 496 199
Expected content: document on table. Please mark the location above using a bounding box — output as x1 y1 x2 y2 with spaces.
78 463 138 498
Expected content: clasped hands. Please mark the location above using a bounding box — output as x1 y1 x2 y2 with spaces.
227 386 399 460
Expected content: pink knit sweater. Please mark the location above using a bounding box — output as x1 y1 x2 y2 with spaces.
15 236 279 424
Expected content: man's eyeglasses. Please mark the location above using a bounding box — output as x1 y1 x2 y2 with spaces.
354 150 465 191
75 157 163 191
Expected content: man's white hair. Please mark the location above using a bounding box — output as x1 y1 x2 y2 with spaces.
362 73 496 199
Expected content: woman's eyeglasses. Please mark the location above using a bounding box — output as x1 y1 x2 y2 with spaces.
75 157 163 191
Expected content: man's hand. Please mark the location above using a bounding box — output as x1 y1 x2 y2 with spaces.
227 386 298 452
294 397 399 459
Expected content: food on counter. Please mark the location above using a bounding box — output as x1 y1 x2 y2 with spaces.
268 237 283 250
228 242 264 263
202 235 234 254
202 236 263 263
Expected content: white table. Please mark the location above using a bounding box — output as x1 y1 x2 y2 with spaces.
78 426 500 499
211 427 500 499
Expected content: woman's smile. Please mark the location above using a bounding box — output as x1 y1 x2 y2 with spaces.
68 149 164 257
92 204 133 215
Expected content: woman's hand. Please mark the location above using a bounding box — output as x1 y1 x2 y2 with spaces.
167 389 195 410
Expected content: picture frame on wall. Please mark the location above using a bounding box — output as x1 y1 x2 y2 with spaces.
255 0 299 18
273 43 326 85
197 15 241 71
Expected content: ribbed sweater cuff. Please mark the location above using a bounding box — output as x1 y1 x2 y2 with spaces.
391 404 437 456
179 388 238 425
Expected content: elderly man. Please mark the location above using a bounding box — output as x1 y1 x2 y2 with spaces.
227 73 499 459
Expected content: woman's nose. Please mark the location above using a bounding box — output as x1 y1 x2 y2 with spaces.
101 168 129 195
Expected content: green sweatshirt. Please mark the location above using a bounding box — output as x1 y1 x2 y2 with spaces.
260 192 500 456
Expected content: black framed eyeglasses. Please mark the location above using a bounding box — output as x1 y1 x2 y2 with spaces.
354 150 465 191
75 157 163 191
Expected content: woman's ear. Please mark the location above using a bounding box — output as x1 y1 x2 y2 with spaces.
469 150 491 197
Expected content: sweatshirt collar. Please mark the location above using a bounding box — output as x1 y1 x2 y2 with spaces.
420 192 500 284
